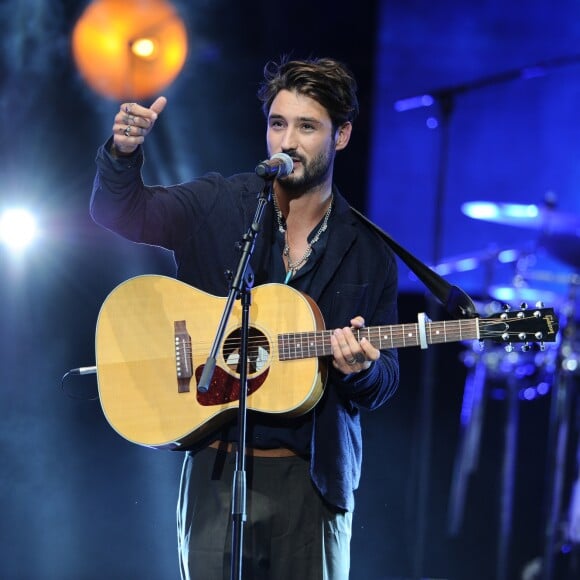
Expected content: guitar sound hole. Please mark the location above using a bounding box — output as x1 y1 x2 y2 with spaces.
223 327 270 376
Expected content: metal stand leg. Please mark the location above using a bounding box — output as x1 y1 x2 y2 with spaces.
448 347 488 535
542 285 578 580
497 376 520 580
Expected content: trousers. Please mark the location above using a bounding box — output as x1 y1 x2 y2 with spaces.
177 446 352 580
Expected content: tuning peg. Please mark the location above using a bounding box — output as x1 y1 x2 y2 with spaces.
505 343 514 353
520 302 528 310
535 301 545 308
539 342 546 352
521 342 531 352
478 340 485 351
502 304 511 312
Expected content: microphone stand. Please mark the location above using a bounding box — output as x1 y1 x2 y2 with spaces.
413 92 450 579
197 179 273 580
394 53 580 113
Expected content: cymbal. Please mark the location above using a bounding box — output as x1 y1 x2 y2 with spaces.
430 246 526 276
488 285 561 306
539 232 580 269
462 201 580 234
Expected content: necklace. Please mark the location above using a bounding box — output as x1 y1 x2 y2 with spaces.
272 193 333 283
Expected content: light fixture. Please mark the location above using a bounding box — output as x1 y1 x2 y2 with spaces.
0 208 38 251
131 38 157 60
71 0 188 101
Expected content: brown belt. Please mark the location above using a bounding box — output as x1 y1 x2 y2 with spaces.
209 440 299 457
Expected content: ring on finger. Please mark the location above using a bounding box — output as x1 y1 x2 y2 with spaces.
354 352 366 364
346 357 357 366
124 125 131 137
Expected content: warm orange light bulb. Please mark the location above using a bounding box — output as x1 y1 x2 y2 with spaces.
72 0 188 100
131 38 157 59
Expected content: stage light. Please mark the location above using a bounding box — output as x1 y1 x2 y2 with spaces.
131 38 157 59
0 208 38 251
71 0 188 101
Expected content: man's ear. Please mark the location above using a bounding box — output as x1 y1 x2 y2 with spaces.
334 122 352 151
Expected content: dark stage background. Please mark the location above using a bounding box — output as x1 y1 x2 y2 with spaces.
1 1 579 579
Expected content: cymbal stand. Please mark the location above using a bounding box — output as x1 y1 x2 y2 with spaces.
542 280 578 580
448 340 521 580
497 365 520 580
448 344 489 536
565 408 580 575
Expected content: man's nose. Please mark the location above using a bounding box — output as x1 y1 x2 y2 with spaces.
280 127 298 151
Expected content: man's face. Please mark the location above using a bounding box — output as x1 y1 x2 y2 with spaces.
266 89 349 193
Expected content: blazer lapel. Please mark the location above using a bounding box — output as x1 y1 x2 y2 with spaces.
307 193 357 302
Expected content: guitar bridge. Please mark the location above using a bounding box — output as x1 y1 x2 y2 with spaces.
174 320 193 392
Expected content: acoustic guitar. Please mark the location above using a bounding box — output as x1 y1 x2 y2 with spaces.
95 275 559 449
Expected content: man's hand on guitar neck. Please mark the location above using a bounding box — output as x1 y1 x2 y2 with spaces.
330 316 380 375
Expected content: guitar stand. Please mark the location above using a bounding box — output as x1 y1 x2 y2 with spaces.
197 180 273 580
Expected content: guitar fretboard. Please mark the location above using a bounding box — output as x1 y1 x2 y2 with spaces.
277 319 480 361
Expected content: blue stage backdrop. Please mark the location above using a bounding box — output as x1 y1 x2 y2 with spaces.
370 1 580 309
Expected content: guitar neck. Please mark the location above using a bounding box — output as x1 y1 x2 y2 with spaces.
278 318 479 361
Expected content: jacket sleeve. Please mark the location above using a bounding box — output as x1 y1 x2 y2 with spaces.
90 139 223 250
332 249 400 411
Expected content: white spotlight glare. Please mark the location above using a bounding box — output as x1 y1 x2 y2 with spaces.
0 208 38 251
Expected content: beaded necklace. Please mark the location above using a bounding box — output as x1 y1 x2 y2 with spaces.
272 193 333 284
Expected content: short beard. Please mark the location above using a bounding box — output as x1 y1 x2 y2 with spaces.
280 143 335 194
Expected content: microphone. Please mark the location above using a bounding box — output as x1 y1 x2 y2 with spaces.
255 153 293 179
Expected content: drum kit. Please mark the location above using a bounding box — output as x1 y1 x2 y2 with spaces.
446 200 580 579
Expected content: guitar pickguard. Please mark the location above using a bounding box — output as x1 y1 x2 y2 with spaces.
195 364 270 406
195 325 271 406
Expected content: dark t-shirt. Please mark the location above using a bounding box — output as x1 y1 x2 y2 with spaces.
222 211 332 455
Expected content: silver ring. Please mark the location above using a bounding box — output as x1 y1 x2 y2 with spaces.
354 352 366 364
346 357 357 366
124 125 131 137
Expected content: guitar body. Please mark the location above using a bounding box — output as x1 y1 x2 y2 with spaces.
95 275 326 449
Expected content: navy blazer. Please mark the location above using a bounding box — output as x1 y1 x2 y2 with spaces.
91 142 400 510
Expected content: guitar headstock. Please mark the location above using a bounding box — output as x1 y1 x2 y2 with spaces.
479 304 559 350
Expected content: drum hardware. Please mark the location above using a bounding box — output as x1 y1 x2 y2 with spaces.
448 299 560 537
462 200 580 269
542 281 580 580
449 270 579 580
462 200 580 233
422 194 577 575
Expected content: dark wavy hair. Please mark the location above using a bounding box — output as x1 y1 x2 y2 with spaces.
257 57 359 131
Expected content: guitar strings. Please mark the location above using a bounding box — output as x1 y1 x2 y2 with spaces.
176 315 539 362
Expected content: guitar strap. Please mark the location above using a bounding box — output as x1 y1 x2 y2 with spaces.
349 206 479 319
